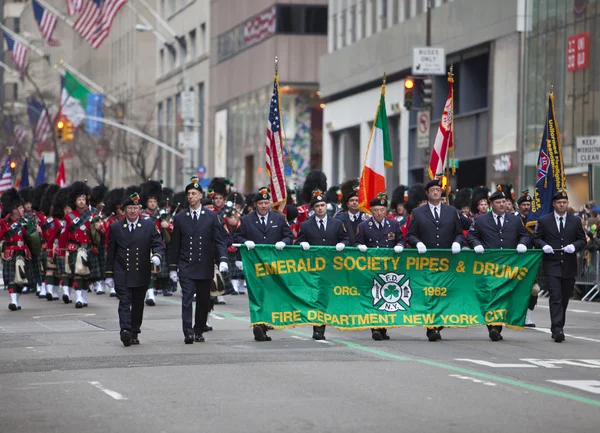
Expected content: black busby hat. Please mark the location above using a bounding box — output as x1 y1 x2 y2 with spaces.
369 192 388 208
1 188 24 217
405 184 428 214
122 191 142 208
67 181 91 209
160 187 174 208
40 184 60 216
325 186 342 204
517 190 533 205
104 188 125 216
453 188 472 210
185 176 203 194
310 189 326 208
19 186 34 204
286 185 297 205
300 170 327 205
552 189 568 201
227 191 244 207
201 197 214 206
497 184 515 202
340 179 359 210
286 204 298 223
254 186 271 202
390 185 407 210
90 184 108 208
32 183 49 211
470 186 491 214
51 187 70 219
489 185 507 202
242 193 256 215
141 180 163 207
208 177 228 196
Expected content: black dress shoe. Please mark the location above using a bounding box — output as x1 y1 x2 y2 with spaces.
131 334 140 345
109 292 117 298
253 325 268 342
163 291 173 297
312 332 326 341
194 334 205 342
203 325 213 332
489 329 502 342
184 335 194 344
230 291 239 295
426 329 440 342
63 295 72 304
145 298 156 306
372 330 383 341
45 293 53 301
8 303 17 311
75 301 83 309
552 332 565 343
381 329 390 340
120 330 132 347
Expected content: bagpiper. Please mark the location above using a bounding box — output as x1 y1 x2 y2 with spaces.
291 170 328 240
90 184 108 295
140 179 166 305
389 185 408 225
39 184 61 301
52 187 73 303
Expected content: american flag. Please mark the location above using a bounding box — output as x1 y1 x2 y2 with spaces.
265 76 287 214
0 156 13 193
2 31 27 74
27 98 52 144
3 117 29 145
66 0 83 15
73 0 128 49
33 0 60 46
244 6 276 46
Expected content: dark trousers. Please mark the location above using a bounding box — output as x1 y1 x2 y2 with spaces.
116 286 148 333
546 276 575 334
180 278 211 337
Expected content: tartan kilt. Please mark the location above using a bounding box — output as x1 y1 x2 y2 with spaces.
2 251 26 285
88 251 103 281
67 249 93 279
157 245 170 279
27 253 43 285
227 249 244 280
38 250 48 276
55 256 67 277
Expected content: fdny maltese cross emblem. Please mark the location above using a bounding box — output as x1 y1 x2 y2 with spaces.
371 272 412 312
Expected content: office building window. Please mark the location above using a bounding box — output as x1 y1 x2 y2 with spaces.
360 0 367 38
371 0 377 34
332 13 338 50
189 29 197 58
200 23 207 54
416 0 424 15
403 0 411 20
340 11 346 47
168 0 175 14
380 0 387 29
392 0 399 24
157 102 164 141
277 5 327 34
198 83 204 162
350 5 356 43
168 47 176 71
179 43 186 66
159 48 164 75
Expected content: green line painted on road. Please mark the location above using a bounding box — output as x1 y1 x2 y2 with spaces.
157 299 600 407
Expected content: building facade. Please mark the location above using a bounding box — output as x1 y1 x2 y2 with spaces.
320 0 529 192
209 0 328 193
522 0 600 207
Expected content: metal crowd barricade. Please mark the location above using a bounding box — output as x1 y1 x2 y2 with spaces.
577 250 600 302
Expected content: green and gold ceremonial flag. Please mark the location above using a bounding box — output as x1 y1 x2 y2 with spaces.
242 246 542 330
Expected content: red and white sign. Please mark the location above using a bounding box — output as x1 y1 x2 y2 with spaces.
567 32 590 72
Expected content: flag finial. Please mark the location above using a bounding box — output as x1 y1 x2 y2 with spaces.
550 83 554 94
275 56 278 75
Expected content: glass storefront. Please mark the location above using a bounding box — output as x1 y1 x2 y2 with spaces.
523 0 600 206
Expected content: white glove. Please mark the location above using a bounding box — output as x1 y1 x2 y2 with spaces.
394 245 404 254
244 240 256 250
474 245 484 254
563 244 576 254
335 243 345 252
542 245 554 254
219 262 229 273
169 271 179 282
150 255 160 266
451 242 461 254
235 260 243 270
275 241 286 250
358 244 367 253
516 244 527 254
416 242 427 254
105 278 114 289
300 242 310 251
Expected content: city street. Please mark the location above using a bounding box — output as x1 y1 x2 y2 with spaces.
1 290 600 433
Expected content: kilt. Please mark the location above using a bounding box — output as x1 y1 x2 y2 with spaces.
27 253 43 285
55 256 67 277
157 245 170 279
88 251 103 281
227 249 244 280
67 248 92 278
93 249 105 281
2 251 26 285
39 250 48 275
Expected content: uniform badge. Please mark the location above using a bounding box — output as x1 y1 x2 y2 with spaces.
73 217 80 224
123 224 127 228
47 217 53 223
137 223 142 227
388 233 395 240
186 212 190 216
80 225 87 232
61 221 66 228
201 211 205 214
368 222 373 226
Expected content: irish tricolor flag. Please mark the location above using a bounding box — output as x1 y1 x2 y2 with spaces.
60 71 92 126
358 84 392 212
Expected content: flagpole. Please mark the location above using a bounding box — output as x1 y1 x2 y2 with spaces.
34 0 75 26
0 24 47 58
0 60 19 78
274 56 295 174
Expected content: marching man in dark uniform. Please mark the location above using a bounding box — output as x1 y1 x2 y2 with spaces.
406 177 464 342
335 179 369 245
515 190 539 327
105 192 165 347
169 177 230 344
533 190 586 343
466 187 530 341
355 192 404 341
296 189 350 340
234 187 293 342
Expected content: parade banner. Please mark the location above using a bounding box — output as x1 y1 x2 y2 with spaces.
242 246 542 330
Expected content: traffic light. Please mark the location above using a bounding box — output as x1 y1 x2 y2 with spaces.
56 119 65 140
421 77 433 108
9 161 16 170
63 121 74 142
404 78 415 110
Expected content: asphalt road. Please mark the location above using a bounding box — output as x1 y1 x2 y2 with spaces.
1 289 600 433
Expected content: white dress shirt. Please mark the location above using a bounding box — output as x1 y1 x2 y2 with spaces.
429 203 441 219
491 212 504 228
190 206 202 219
316 216 328 231
554 211 566 232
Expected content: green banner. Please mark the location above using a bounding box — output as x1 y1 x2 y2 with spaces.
241 246 542 330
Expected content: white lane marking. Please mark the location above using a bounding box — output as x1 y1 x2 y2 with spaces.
27 381 80 386
31 313 96 319
210 314 225 320
547 380 600 395
35 321 56 332
314 340 331 344
291 336 309 341
25 347 40 353
520 359 600 369
455 359 537 368
530 327 600 343
449 374 497 386
88 381 128 400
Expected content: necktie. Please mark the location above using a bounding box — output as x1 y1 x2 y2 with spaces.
261 216 266 228
130 223 135 232
559 216 564 233
193 212 198 222
319 220 325 233
496 215 502 229
434 207 439 221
